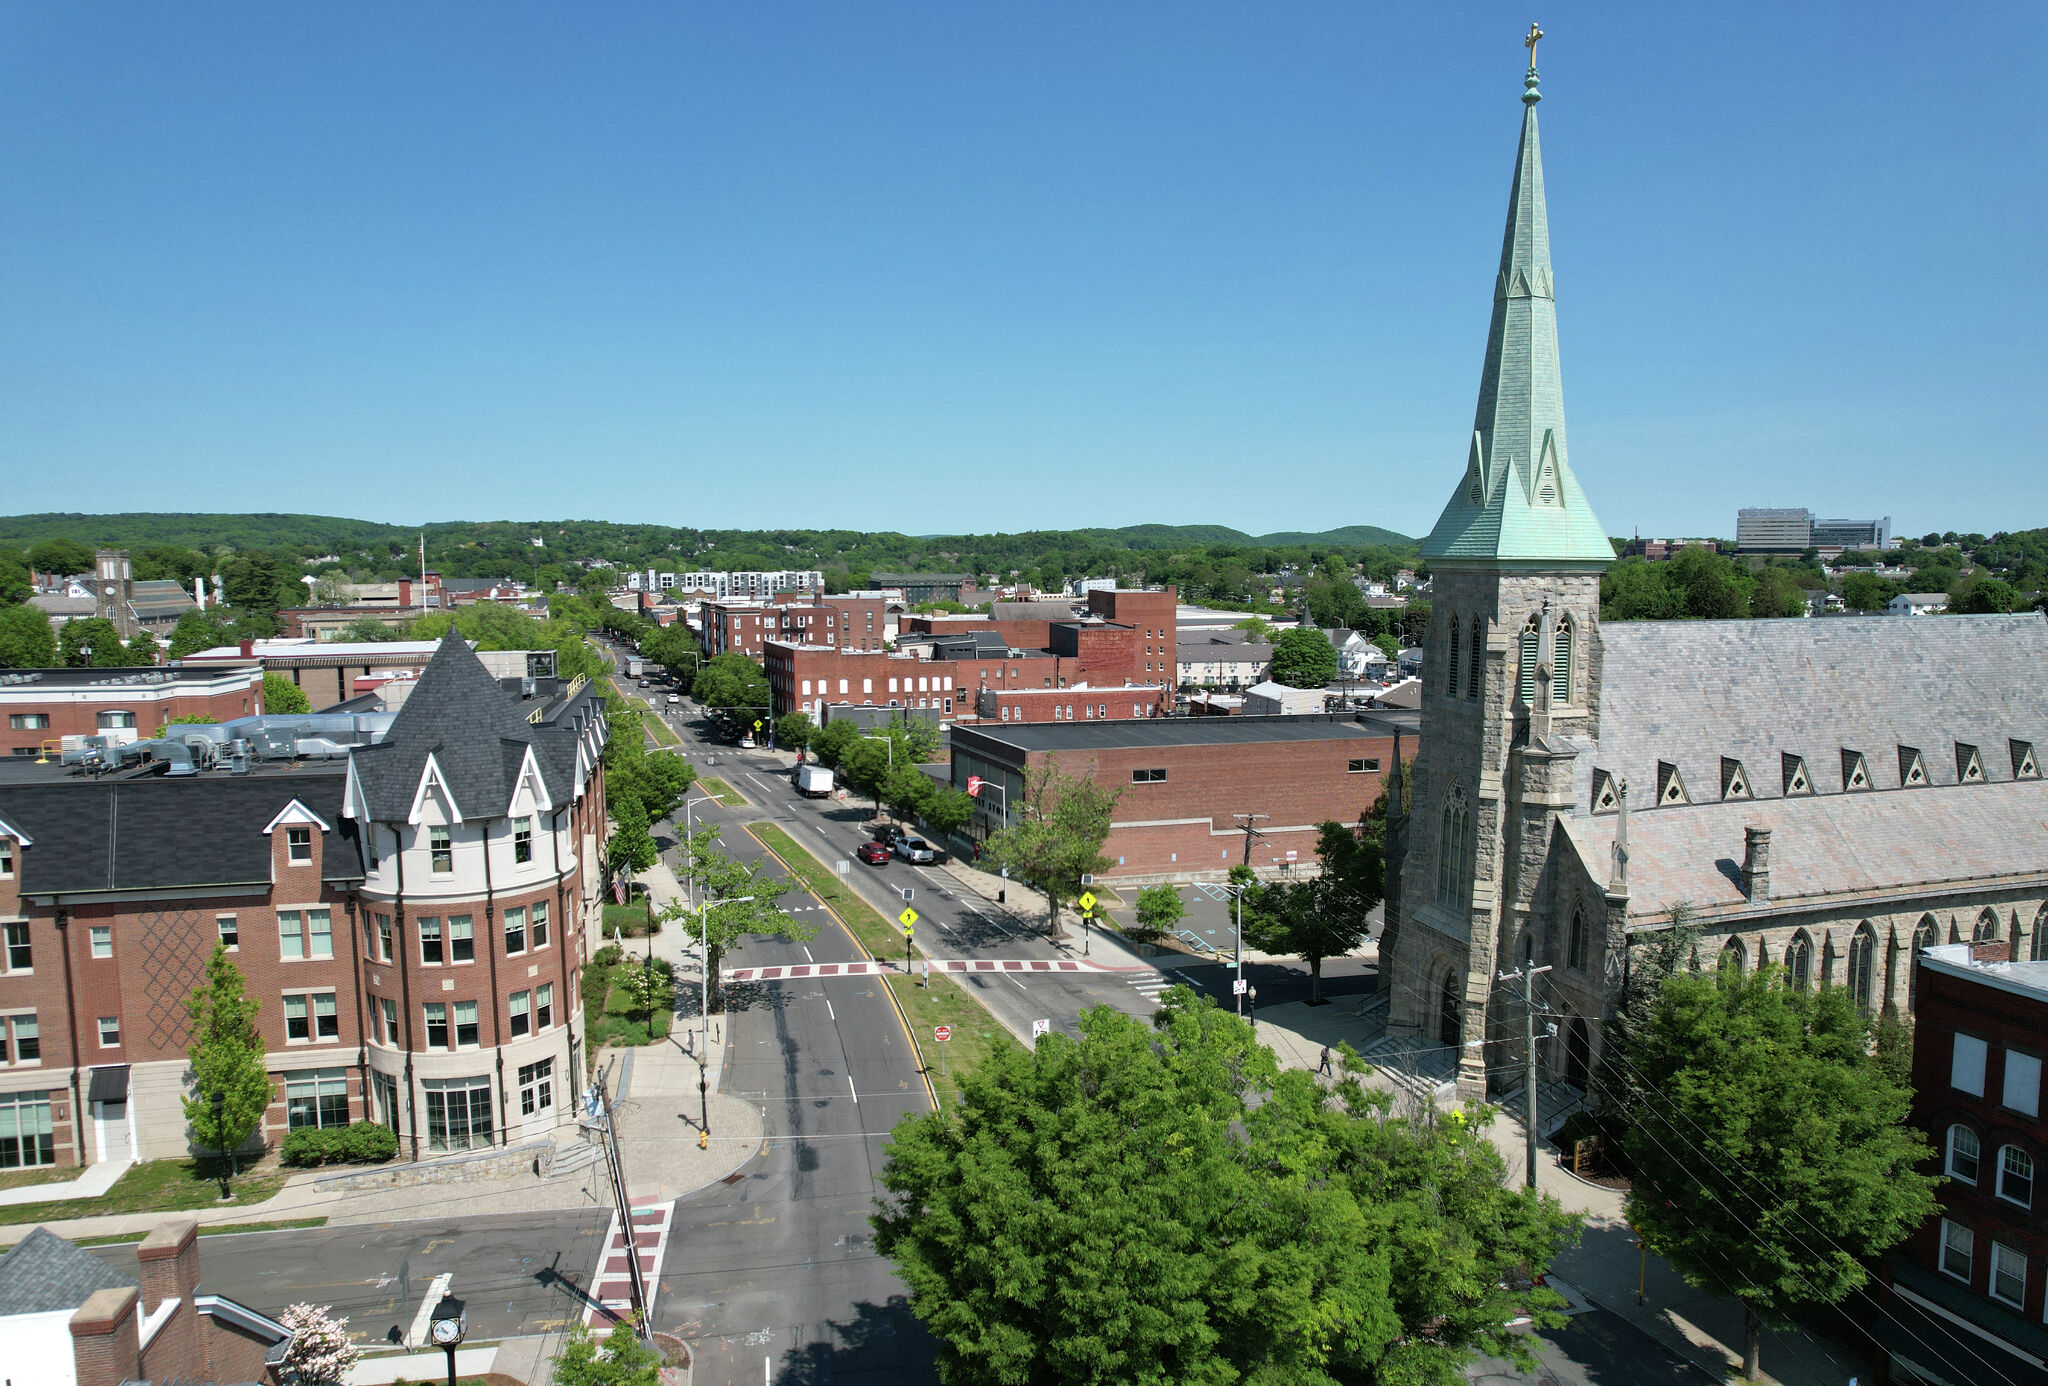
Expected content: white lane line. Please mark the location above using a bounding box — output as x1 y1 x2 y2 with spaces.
1009 977 1029 992
965 908 1017 938
847 1074 859 1105
826 998 836 1020
802 945 814 962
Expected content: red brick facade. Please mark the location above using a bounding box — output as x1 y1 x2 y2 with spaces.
707 596 888 658
1 670 262 758
975 684 1171 724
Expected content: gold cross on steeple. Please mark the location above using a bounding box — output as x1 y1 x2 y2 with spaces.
1524 21 1543 67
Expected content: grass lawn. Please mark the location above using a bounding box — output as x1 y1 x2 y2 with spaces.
749 823 1020 1110
62 1216 329 1249
697 776 746 808
0 1165 75 1193
583 950 674 1049
601 901 662 938
0 1158 291 1224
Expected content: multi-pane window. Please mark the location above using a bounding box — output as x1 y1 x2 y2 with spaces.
97 711 135 730
286 827 313 864
1438 804 1471 904
9 713 49 730
0 1091 55 1169
1998 1146 2034 1207
372 1071 399 1131
513 817 533 864
429 826 453 874
423 1077 493 1152
97 1016 120 1048
1940 1219 1974 1282
216 915 238 950
278 909 332 961
1991 1242 2028 1308
504 907 526 955
285 1069 350 1130
1946 1124 1981 1183
89 926 112 960
1 1015 41 1065
4 921 30 971
536 983 554 1030
424 1002 449 1049
510 990 531 1038
419 917 444 964
519 1059 554 1116
449 916 474 963
284 993 339 1042
454 1000 480 1048
531 901 549 949
380 998 398 1045
375 914 393 962
1131 768 1166 783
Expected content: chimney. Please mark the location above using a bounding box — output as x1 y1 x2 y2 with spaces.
135 1218 202 1380
238 639 254 658
70 1285 140 1386
1742 826 1771 902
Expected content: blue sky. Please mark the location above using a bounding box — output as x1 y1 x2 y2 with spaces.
3 4 2041 541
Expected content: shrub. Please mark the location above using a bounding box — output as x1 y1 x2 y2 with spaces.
281 1128 340 1167
281 1121 398 1168
341 1120 398 1163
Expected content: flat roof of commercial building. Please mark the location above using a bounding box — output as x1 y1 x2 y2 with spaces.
953 712 1403 757
0 666 255 690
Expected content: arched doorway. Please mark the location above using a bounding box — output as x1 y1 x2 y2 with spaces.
1438 971 1461 1048
1563 1017 1592 1089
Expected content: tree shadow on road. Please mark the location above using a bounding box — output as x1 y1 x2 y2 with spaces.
774 1295 937 1386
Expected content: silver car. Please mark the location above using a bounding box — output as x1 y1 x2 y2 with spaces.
894 836 936 864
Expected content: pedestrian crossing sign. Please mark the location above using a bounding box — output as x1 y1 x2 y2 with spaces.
1078 891 1097 912
898 907 918 931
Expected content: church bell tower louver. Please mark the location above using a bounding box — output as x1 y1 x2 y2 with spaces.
1381 32 1613 1101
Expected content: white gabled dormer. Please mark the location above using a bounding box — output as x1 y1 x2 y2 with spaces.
409 751 462 825
262 799 334 837
509 744 554 818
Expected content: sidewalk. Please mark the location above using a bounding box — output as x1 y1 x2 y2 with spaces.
1251 1000 1874 1385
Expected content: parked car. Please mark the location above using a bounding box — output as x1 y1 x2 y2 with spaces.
871 823 906 847
666 694 682 705
637 679 650 687
857 840 892 866
894 836 937 864
739 736 756 750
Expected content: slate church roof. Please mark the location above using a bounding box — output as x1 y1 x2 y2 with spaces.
347 637 577 822
0 1227 138 1316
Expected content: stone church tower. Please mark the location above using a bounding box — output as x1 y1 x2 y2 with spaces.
1381 55 1614 1101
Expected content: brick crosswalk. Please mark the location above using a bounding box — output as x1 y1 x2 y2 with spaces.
584 1196 674 1326
722 957 1149 982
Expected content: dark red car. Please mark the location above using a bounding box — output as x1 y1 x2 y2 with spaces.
857 840 892 866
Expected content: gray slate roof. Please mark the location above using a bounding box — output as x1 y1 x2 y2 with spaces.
349 637 575 822
1578 612 2048 810
0 1227 137 1316
0 772 359 895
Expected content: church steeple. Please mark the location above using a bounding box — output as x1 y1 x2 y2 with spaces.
1420 40 1612 568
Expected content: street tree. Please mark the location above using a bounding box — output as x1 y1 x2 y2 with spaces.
1240 819 1382 1003
777 710 815 757
262 672 311 715
602 707 697 827
920 784 976 840
168 609 234 659
1618 966 1940 1379
182 946 274 1176
0 602 57 668
979 761 1119 940
691 653 771 725
552 1318 664 1386
605 799 659 879
667 825 803 1011
807 718 860 768
1267 626 1337 688
883 765 933 822
276 1303 361 1385
873 993 1580 1386
1131 883 1185 941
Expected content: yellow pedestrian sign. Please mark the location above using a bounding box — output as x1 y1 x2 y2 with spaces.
1078 891 1096 912
898 906 918 932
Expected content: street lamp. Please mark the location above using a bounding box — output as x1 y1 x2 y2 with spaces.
429 1296 466 1386
210 1091 230 1199
1247 984 1258 1032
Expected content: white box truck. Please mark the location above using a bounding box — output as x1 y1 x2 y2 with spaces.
795 765 834 797
625 656 645 678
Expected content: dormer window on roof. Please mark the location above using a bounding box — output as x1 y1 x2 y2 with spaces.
1656 761 1688 806
2014 740 2040 780
1841 750 1871 792
1720 757 1752 801
1590 769 1619 814
1899 746 1927 787
1957 742 1985 784
1782 753 1813 797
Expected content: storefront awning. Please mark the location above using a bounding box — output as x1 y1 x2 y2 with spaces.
86 1065 129 1104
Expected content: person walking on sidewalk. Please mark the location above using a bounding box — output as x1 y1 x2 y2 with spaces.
1318 1046 1332 1076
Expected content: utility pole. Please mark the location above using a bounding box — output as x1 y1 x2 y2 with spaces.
1233 813 1269 867
588 1062 650 1336
1498 963 1553 1190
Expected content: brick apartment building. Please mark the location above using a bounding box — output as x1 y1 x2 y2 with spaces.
0 638 607 1174
975 684 1171 724
1 667 265 759
1085 586 1179 684
1875 942 2048 1386
948 712 1411 877
703 595 889 659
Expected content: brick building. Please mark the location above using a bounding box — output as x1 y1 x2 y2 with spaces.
704 595 889 659
1 667 265 759
0 638 606 1173
975 683 1171 724
1086 586 1179 683
181 639 557 711
948 713 1411 878
1874 942 2048 1386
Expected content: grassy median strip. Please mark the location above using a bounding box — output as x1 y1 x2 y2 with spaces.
605 680 683 749
698 776 747 807
748 823 1019 1110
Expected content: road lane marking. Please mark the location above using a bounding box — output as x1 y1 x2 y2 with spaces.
802 946 814 962
847 1074 859 1105
826 999 835 1020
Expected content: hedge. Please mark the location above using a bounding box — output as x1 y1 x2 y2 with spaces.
280 1121 400 1168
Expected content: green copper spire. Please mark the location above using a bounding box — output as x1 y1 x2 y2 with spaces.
1420 43 1613 568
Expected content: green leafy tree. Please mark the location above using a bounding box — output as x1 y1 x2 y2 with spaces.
262 672 312 715
182 946 274 1171
691 652 771 724
168 609 234 659
1397 597 1432 646
551 1319 664 1386
920 784 976 839
1131 883 1185 941
1748 566 1809 618
0 603 57 668
873 994 1579 1386
1619 966 1940 1379
1230 615 1273 642
605 798 659 878
667 825 804 1010
1839 571 1896 612
332 614 399 643
883 765 932 822
1241 818 1384 1003
777 710 815 756
980 761 1120 940
60 616 151 667
27 539 95 576
1953 576 2017 613
1267 626 1338 688
808 717 860 768
1302 575 1367 630
0 552 32 606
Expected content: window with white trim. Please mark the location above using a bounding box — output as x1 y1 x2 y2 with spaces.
1940 1219 1973 1281
0 838 13 877
1946 1124 1980 1184
89 926 111 960
1991 1241 2027 1308
284 991 339 1043
278 908 332 961
449 915 475 964
286 826 313 864
429 825 452 874
419 917 443 965
510 989 531 1038
519 1058 554 1116
532 900 549 949
2 922 26 973
513 817 533 865
285 1068 349 1131
379 997 398 1045
504 907 526 955
97 1016 120 1048
454 999 480 1048
424 1002 448 1049
422 1076 493 1152
1998 1145 2034 1207
2 1014 40 1065
536 983 554 1030
0 1090 56 1168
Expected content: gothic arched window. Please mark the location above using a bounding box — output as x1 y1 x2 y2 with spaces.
1467 617 1483 700
2033 905 2048 963
1552 617 1573 707
1446 617 1461 697
1975 908 2001 943
1909 915 1939 1008
1721 936 1746 975
1517 616 1540 705
1567 906 1588 971
1784 931 1813 990
1847 924 1877 1011
1437 802 1471 905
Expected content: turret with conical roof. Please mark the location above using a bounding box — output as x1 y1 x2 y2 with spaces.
1420 55 1612 568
